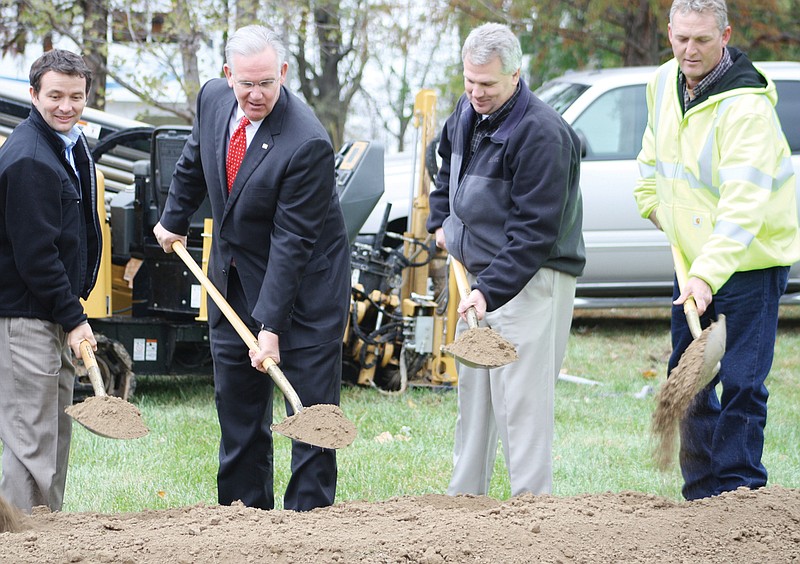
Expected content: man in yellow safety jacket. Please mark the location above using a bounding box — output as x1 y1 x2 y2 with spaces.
634 0 800 500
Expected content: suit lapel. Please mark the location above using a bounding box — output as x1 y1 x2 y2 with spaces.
215 95 237 201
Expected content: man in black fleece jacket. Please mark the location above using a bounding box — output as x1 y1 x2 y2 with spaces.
427 23 584 496
0 50 101 513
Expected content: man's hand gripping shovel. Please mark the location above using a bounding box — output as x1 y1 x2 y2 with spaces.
171 241 356 449
671 245 726 393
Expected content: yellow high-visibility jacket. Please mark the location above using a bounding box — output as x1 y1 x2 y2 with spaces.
634 55 800 293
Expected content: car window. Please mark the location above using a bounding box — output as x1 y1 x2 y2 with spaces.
535 81 590 114
571 85 647 161
774 80 800 153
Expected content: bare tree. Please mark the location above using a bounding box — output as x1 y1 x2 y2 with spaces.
81 0 109 108
0 0 223 121
288 0 370 148
364 0 455 152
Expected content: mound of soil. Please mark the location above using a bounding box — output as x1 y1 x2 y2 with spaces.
2 486 799 563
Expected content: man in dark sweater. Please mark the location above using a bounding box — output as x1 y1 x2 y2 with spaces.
0 50 101 513
427 23 585 495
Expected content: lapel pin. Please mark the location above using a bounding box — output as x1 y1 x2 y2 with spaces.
262 143 269 150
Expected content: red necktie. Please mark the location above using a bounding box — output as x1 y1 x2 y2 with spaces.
226 116 251 192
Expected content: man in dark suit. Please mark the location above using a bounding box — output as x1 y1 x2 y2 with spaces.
154 25 351 511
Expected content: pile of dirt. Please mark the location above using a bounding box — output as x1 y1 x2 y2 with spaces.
443 327 518 367
1 486 799 562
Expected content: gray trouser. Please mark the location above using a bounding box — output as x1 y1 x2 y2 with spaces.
0 317 74 513
448 268 576 497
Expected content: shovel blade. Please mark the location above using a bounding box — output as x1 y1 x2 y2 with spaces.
271 404 357 449
447 351 514 370
65 396 149 440
695 314 727 392
443 327 519 369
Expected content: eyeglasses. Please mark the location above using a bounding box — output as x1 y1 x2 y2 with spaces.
235 79 279 92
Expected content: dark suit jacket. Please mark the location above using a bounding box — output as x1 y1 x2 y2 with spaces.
160 78 350 350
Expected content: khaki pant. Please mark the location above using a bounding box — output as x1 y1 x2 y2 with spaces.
0 317 74 513
448 268 576 496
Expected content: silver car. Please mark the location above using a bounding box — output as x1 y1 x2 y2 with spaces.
534 63 800 306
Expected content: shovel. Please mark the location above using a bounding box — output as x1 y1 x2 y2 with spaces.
651 246 727 470
442 258 518 368
171 241 356 449
670 245 726 391
64 340 149 439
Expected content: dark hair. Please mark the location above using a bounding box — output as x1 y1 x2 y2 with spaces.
29 49 93 95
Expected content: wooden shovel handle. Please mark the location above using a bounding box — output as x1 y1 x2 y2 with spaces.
671 245 702 339
79 340 107 397
450 258 479 329
172 241 305 415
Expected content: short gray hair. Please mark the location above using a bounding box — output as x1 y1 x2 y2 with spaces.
461 23 522 75
669 0 729 33
225 25 287 72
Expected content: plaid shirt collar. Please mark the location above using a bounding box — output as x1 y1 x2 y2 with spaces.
468 83 521 161
477 83 521 129
680 47 732 107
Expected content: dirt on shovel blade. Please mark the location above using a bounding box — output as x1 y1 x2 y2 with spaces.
651 322 717 471
0 494 26 533
443 327 518 367
65 396 149 440
271 404 357 449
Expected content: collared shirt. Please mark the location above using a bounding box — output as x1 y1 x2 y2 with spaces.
229 108 264 149
680 47 733 108
57 126 82 177
464 83 521 174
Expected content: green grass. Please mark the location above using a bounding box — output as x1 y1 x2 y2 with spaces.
4 308 800 513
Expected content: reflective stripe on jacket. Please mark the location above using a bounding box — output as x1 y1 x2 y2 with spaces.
634 57 800 292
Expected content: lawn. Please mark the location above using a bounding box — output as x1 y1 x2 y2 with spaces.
7 308 800 513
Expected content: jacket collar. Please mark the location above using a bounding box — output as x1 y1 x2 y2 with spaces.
456 77 531 146
28 105 70 155
493 78 530 141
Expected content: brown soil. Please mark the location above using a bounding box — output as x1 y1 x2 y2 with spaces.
443 327 519 367
271 404 358 449
651 323 716 471
65 396 149 440
1 486 799 562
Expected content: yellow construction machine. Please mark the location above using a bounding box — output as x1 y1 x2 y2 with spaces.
343 89 459 391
